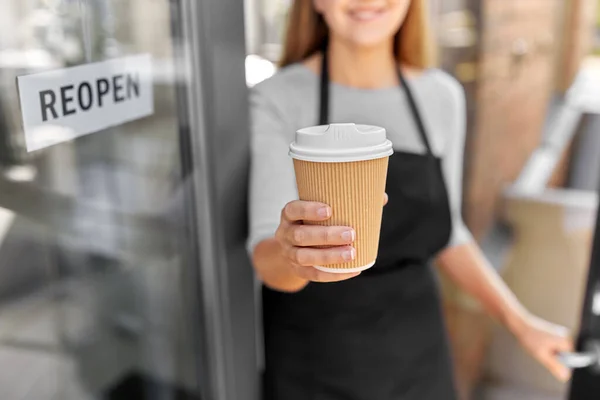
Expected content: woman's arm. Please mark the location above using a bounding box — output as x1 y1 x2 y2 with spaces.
437 243 528 332
437 244 573 382
434 72 572 381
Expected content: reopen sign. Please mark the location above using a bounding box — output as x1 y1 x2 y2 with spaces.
17 54 153 152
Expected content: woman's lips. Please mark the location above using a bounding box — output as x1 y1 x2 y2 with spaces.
348 8 387 22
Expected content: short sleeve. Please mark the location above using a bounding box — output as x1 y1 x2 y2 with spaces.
438 74 473 247
246 87 298 255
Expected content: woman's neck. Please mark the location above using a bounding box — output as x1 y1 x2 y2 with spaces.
327 37 398 89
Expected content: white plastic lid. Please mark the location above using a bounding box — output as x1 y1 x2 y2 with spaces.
289 123 393 163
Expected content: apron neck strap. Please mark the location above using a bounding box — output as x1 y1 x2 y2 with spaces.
318 41 330 126
396 68 434 157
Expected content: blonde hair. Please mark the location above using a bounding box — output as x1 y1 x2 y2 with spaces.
280 0 436 68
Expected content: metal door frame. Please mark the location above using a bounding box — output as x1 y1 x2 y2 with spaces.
569 188 600 398
175 1 259 400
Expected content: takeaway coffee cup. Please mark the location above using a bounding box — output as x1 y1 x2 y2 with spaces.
289 123 393 273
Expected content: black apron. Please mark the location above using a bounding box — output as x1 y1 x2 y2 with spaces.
262 49 457 400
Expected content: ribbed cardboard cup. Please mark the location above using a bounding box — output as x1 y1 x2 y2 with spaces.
289 124 393 273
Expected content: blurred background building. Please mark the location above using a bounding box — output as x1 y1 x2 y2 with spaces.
0 0 600 400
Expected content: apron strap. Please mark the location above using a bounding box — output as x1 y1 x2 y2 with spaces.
319 41 329 126
396 69 434 157
318 48 434 157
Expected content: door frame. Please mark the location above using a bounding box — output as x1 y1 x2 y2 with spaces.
569 179 600 398
175 1 259 400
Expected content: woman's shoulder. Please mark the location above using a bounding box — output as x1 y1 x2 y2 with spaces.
416 67 465 104
251 62 316 100
250 62 316 127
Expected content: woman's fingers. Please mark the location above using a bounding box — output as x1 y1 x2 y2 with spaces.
283 194 387 224
282 200 331 223
286 225 355 247
540 352 572 382
558 335 575 353
291 264 361 282
286 245 355 267
551 335 575 382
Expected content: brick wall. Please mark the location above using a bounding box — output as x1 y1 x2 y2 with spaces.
460 0 600 239
463 0 561 239
556 0 600 92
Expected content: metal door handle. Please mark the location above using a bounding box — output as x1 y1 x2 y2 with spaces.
559 341 600 370
559 352 598 369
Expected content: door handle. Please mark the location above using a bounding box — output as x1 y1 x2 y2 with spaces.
559 351 598 369
559 341 600 371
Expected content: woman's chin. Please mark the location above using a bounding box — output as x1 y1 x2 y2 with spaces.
344 34 396 49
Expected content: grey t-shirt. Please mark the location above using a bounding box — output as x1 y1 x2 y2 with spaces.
248 63 472 253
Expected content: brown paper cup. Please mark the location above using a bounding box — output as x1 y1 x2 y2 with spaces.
293 157 389 272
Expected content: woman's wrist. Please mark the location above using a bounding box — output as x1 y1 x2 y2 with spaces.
266 274 309 293
502 306 531 338
253 238 310 292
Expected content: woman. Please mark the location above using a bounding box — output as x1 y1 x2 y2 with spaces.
248 1 573 399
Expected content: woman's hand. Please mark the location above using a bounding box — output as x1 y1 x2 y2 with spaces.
436 244 575 382
252 193 387 291
513 313 574 382
275 200 361 283
274 193 387 283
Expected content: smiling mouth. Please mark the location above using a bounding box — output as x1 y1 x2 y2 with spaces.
348 8 387 22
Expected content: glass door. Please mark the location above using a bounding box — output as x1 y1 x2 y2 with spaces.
0 1 257 399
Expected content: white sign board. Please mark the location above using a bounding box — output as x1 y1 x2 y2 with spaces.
17 53 154 152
